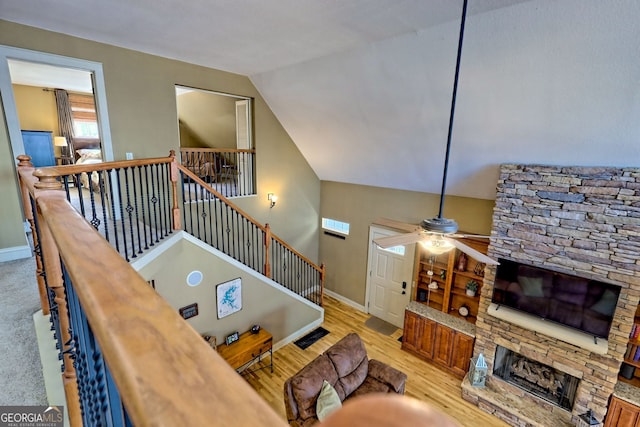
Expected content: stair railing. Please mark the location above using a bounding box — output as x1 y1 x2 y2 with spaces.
177 162 325 306
17 155 288 427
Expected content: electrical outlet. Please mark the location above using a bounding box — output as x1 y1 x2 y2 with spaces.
125 152 133 160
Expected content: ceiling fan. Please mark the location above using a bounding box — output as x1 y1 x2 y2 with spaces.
373 0 499 266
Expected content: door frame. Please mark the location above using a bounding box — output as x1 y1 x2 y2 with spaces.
0 45 114 164
365 225 416 318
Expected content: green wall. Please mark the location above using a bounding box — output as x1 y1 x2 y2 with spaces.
0 20 320 262
319 181 494 306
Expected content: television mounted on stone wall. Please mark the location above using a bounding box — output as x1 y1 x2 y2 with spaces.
491 259 621 339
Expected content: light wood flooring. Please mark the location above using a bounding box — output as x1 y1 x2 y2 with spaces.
243 295 508 427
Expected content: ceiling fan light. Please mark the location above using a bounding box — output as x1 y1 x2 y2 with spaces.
420 237 455 255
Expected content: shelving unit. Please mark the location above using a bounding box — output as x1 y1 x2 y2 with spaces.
413 237 489 324
619 305 640 387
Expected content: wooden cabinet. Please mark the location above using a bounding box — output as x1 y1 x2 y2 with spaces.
22 130 55 168
402 310 436 358
450 332 475 378
402 310 474 378
605 396 640 427
217 329 273 373
413 237 489 324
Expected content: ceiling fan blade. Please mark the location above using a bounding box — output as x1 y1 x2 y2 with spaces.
373 231 424 248
373 217 420 233
450 232 519 241
449 233 494 239
446 237 499 265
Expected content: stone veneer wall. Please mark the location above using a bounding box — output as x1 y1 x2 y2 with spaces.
473 164 640 423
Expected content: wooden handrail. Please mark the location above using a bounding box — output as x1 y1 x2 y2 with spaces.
179 147 255 154
32 156 174 178
37 194 286 426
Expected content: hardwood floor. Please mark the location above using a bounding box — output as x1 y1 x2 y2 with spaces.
243 295 508 427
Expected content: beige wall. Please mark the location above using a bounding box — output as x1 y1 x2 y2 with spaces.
0 100 26 249
0 20 320 262
319 181 494 305
176 91 237 148
135 235 322 344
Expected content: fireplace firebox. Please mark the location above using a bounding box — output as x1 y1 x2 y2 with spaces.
493 346 579 411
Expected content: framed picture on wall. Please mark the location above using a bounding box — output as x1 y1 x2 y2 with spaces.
216 277 242 319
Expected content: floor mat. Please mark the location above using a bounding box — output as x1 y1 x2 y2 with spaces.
294 327 330 350
364 316 399 336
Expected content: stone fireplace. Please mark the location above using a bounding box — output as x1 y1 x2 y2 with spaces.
461 164 640 426
493 346 579 411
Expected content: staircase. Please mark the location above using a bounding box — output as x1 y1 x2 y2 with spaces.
16 150 324 426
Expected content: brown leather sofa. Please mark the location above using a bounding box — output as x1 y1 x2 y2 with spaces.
284 333 407 426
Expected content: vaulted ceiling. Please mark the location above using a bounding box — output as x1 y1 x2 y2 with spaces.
3 0 639 200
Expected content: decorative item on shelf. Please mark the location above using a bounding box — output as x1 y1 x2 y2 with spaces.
457 252 467 271
473 262 486 277
468 353 487 387
202 334 217 350
428 282 439 290
466 280 479 296
575 409 601 427
225 331 240 346
440 269 446 280
458 305 470 317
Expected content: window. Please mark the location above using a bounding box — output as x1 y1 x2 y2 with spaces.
381 245 405 256
69 93 99 138
322 218 350 235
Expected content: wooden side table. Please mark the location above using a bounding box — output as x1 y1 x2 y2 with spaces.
217 328 273 374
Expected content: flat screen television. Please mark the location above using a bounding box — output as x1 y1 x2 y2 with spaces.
491 259 621 339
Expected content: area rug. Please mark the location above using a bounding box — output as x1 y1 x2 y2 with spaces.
294 327 330 350
364 316 398 336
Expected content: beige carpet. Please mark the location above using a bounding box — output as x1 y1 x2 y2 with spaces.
0 256 47 405
364 316 398 336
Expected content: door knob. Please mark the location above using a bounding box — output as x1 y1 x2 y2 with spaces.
402 281 407 289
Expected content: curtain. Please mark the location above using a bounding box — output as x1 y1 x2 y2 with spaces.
54 89 75 158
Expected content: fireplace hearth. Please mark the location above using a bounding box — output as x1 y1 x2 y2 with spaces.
493 346 579 411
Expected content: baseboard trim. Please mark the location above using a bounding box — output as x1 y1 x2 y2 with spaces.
323 289 366 313
0 244 32 262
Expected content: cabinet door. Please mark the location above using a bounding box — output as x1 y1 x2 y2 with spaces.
417 317 437 359
450 333 475 378
402 311 422 353
22 130 55 168
605 396 640 427
433 325 454 367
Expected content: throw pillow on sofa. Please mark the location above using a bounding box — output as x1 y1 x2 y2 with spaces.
316 380 342 421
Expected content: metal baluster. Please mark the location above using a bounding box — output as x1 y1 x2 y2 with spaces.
107 171 122 256
150 164 160 243
139 166 150 251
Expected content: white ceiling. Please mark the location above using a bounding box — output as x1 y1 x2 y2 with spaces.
3 0 640 202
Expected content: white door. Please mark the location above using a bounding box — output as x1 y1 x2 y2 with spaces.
235 100 252 192
366 226 415 328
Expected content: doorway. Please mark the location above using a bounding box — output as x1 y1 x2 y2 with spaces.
365 226 415 328
175 85 255 196
0 45 113 164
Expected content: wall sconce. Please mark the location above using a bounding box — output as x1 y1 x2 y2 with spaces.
267 193 278 209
